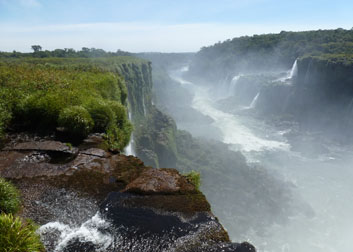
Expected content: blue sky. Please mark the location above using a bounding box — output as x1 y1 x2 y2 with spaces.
0 0 352 52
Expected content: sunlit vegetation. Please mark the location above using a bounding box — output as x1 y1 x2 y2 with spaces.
0 213 44 252
0 178 43 251
0 57 138 149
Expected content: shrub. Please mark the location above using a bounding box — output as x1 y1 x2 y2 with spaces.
185 171 201 191
0 213 44 252
0 104 11 140
21 92 68 129
105 122 133 151
58 106 94 138
108 100 129 127
0 178 20 214
104 101 133 150
85 99 115 132
95 74 121 101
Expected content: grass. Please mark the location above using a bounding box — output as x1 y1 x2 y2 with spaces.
0 179 45 251
0 178 20 214
0 213 44 252
0 57 136 150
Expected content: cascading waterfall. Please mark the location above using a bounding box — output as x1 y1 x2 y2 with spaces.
229 75 241 94
275 59 298 83
249 92 260 108
124 112 135 156
288 59 298 79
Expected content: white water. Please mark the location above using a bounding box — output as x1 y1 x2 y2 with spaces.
171 66 353 252
288 59 298 79
172 73 289 153
249 92 260 109
124 112 135 156
275 59 298 82
39 213 113 252
229 75 241 94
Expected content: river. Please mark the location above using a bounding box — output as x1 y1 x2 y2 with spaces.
169 67 353 252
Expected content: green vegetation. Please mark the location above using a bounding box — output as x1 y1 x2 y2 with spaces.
0 178 20 214
188 28 353 81
301 53 353 66
0 56 144 149
58 106 94 138
0 178 44 251
0 213 44 252
184 171 201 191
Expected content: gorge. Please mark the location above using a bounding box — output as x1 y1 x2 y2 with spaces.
141 29 353 252
1 28 353 252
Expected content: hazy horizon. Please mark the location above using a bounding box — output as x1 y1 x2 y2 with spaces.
1 0 352 52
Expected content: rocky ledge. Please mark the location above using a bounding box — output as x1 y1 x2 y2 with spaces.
0 134 255 252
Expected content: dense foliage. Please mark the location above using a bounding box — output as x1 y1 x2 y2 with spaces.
0 57 137 149
188 28 353 81
0 178 20 214
0 213 44 252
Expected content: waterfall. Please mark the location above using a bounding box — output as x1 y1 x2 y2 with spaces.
249 92 260 108
180 66 189 72
124 112 135 156
288 59 298 79
142 96 147 116
229 75 241 94
274 59 298 83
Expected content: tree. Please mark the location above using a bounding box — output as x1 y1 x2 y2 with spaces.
31 45 42 52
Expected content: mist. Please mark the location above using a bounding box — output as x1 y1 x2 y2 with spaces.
144 33 353 251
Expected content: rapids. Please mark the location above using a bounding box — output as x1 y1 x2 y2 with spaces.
169 66 353 252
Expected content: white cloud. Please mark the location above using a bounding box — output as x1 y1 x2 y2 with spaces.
0 22 351 52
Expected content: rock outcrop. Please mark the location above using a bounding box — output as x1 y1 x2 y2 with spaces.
0 134 255 252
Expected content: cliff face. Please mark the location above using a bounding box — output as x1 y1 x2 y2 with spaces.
246 55 353 143
295 55 353 103
118 60 179 168
115 60 153 119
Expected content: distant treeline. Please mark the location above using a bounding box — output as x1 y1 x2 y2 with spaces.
0 47 132 58
188 28 353 81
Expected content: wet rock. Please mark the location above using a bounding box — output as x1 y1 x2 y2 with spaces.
78 133 107 150
0 137 255 251
124 168 196 195
80 148 110 158
4 140 78 155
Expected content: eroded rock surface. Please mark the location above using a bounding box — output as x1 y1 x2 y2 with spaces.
0 135 255 252
124 168 196 195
